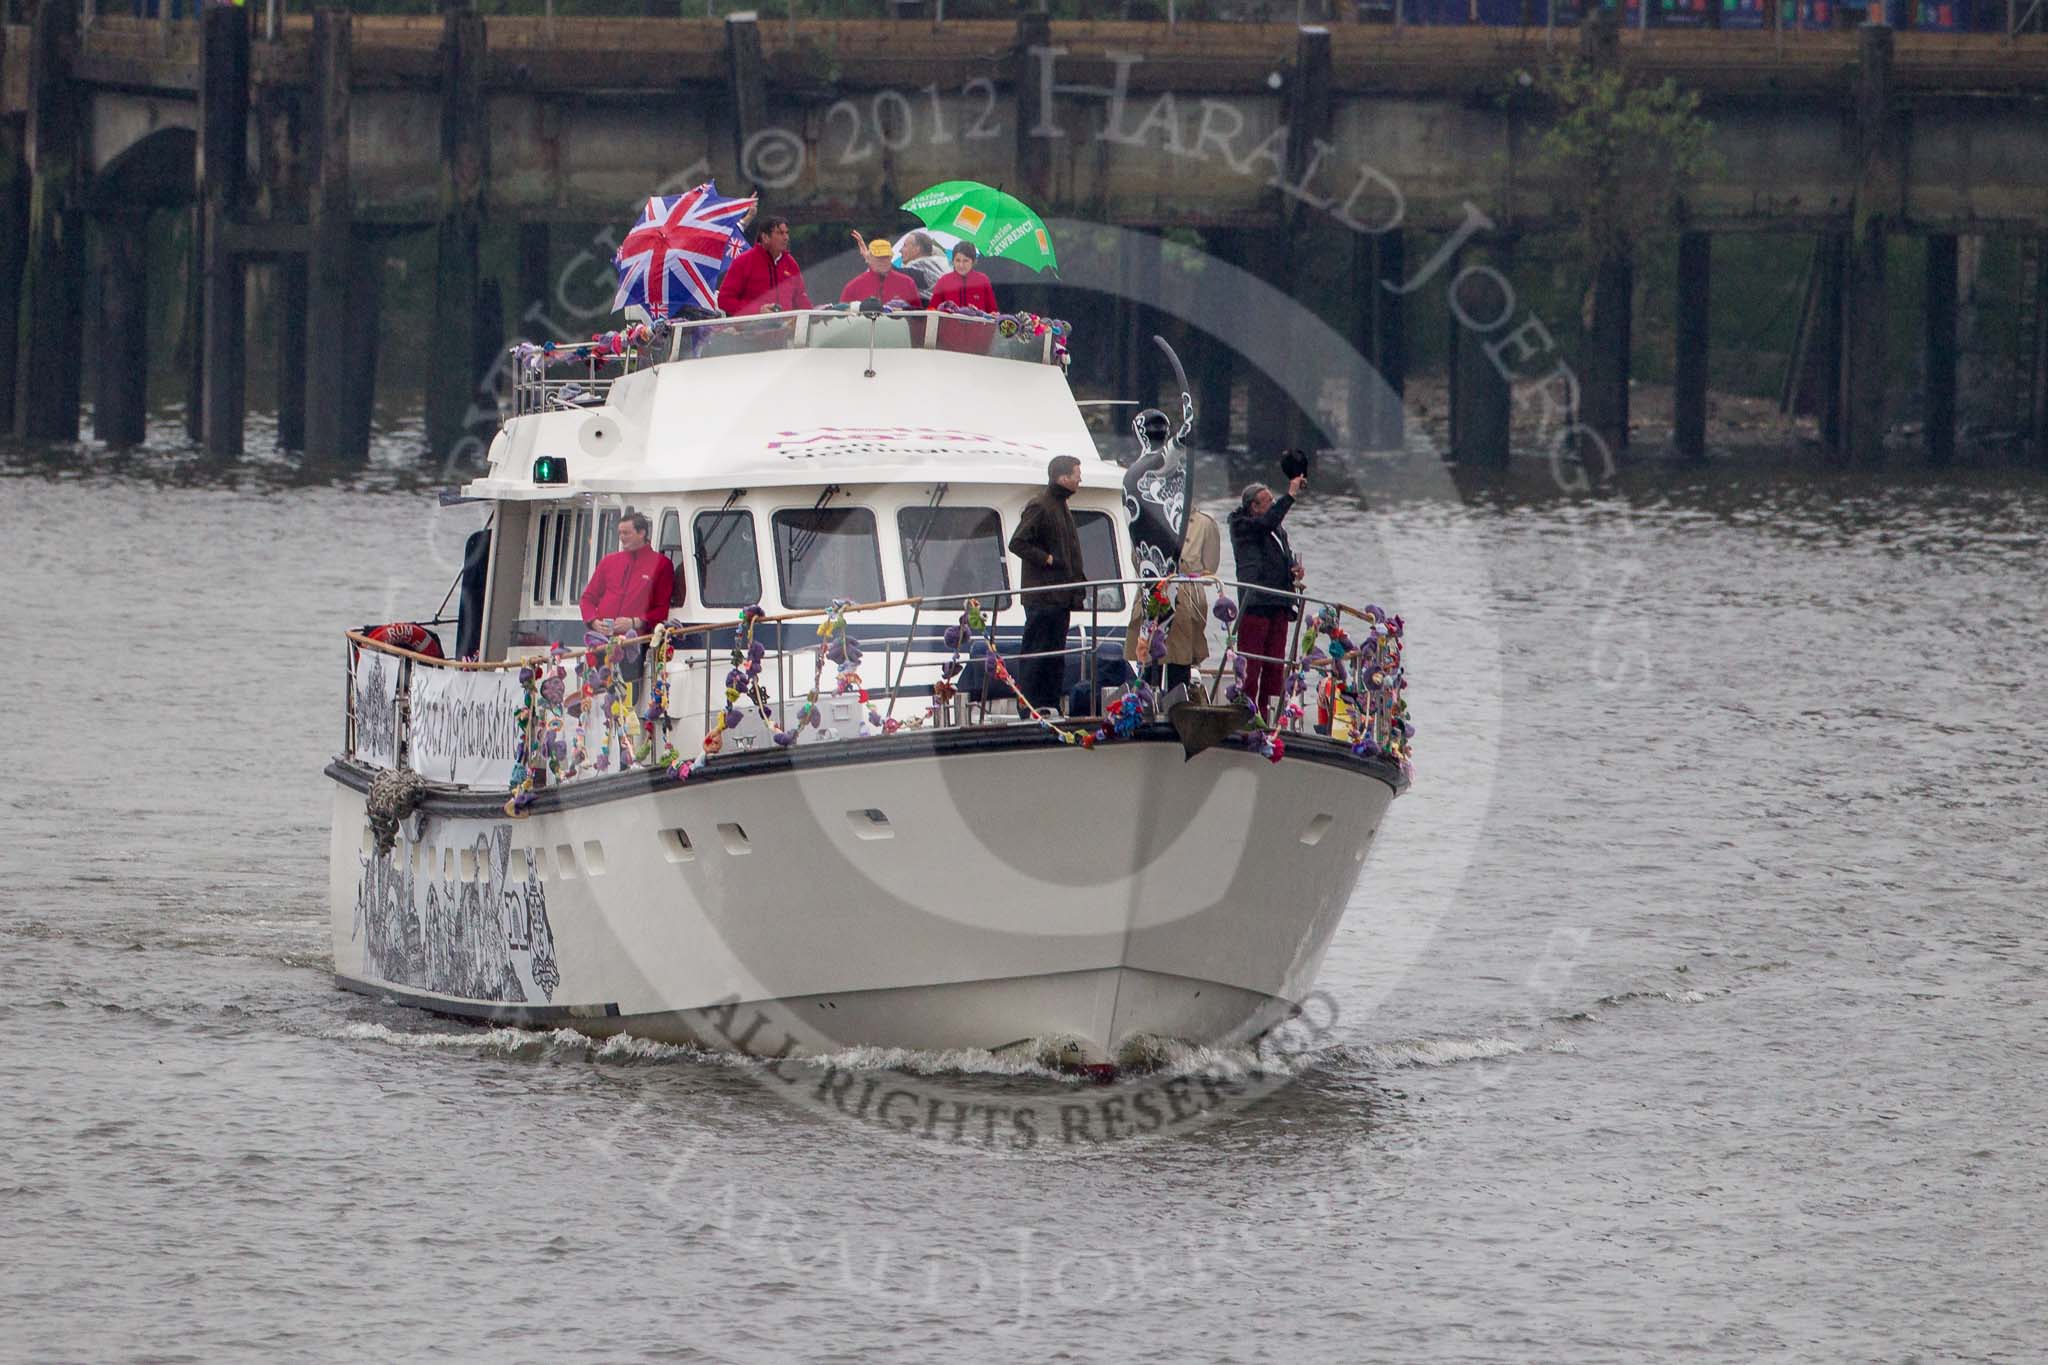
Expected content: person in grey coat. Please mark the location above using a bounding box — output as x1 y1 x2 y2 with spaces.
1007 456 1087 714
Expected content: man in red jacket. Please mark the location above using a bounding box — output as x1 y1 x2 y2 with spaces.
716 217 812 316
839 237 920 308
580 510 676 691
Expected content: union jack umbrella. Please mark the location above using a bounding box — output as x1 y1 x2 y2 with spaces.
611 182 757 317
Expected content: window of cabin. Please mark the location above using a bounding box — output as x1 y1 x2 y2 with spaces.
694 510 760 608
898 506 1010 613
548 509 575 604
772 507 883 609
570 508 593 598
657 509 688 607
597 508 622 564
1074 511 1126 612
531 510 553 603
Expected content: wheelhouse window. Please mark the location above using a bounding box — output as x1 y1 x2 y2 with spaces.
694 510 761 608
1074 511 1125 612
897 506 1010 613
656 508 681 569
569 508 593 598
531 510 553 603
597 508 622 564
548 509 575 604
773 507 883 609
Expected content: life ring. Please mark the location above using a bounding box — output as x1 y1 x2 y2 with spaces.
366 622 445 659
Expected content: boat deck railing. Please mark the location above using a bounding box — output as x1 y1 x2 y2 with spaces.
342 575 1409 799
507 307 1064 418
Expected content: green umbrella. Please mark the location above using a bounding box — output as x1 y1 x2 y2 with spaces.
899 180 1058 273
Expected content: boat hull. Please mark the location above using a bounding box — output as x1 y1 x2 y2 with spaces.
328 727 1401 1064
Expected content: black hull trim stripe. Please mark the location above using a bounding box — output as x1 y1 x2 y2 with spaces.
325 723 1408 819
338 975 623 1026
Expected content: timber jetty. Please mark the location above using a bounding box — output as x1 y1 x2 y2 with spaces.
3 4 2044 465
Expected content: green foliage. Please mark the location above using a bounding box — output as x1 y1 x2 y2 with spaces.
1523 62 1721 267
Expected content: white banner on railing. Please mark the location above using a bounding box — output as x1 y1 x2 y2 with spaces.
352 649 401 769
408 667 523 788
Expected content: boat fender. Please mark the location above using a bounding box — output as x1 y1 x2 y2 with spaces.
366 768 429 858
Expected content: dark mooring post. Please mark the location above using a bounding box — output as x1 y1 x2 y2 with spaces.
1573 8 1627 465
1015 11 1053 208
725 12 766 192
517 222 552 334
2031 239 2048 469
427 1 488 462
276 257 308 450
1194 229 1240 453
94 213 151 446
1279 23 1337 456
14 0 85 441
1582 252 1633 463
341 235 383 456
198 4 250 455
1674 231 1711 464
1243 227 1293 457
0 35 29 437
1923 234 1957 467
1125 227 1165 407
1367 231 1407 452
303 8 359 459
1814 232 1846 458
1841 23 1898 466
1448 243 1512 467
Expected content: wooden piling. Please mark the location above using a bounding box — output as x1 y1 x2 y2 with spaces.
517 221 551 333
1582 252 1633 462
0 56 28 437
340 232 383 457
1014 11 1052 206
14 0 85 442
473 271 504 443
93 213 150 446
1814 232 1845 458
1674 231 1711 464
1126 227 1164 408
1841 23 1898 466
1448 244 1511 467
1358 230 1406 453
426 2 488 462
2031 239 2048 469
198 3 250 455
1280 24 1335 455
1243 227 1292 457
1194 229 1239 453
1923 233 1956 467
725 12 766 192
276 258 308 450
303 8 358 459
1376 232 1407 451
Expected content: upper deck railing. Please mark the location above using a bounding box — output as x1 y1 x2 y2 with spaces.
508 307 1069 419
342 574 1412 805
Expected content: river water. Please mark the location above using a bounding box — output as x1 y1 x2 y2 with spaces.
3 417 2044 1364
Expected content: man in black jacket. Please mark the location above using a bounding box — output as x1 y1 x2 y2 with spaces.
1007 455 1087 714
1228 473 1307 721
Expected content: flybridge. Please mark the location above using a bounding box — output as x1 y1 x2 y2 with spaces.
509 307 1072 420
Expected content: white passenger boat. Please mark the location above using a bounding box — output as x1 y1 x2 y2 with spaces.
329 306 1412 1069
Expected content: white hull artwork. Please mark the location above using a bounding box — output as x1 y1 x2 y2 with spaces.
329 301 1412 1069
332 731 1397 1065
